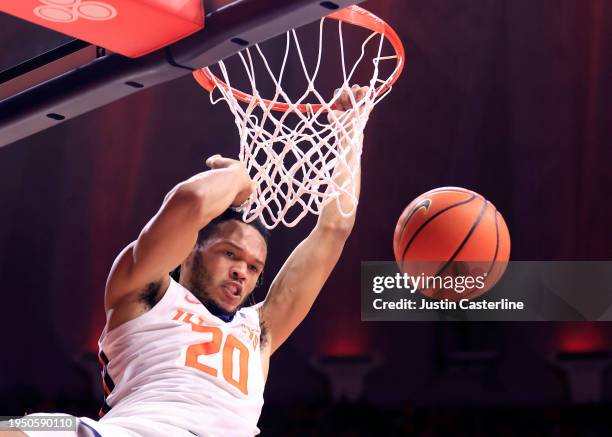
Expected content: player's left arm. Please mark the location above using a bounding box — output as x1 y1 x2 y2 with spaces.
260 86 369 355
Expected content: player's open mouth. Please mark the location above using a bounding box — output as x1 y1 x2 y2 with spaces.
221 282 242 302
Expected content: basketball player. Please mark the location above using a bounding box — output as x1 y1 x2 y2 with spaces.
2 86 368 437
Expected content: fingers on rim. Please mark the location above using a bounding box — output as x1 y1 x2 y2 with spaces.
333 85 370 110
356 88 365 102
341 89 352 110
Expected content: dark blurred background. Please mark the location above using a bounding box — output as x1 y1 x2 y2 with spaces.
1 0 612 435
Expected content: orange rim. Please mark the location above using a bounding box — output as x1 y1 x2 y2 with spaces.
193 5 405 113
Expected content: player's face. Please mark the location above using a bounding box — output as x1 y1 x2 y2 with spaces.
189 220 267 314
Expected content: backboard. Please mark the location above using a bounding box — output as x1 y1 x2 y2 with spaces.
0 0 361 148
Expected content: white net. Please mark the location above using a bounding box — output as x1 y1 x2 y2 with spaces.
199 11 402 229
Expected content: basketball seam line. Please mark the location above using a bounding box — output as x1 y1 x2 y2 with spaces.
434 199 489 279
400 194 477 262
486 208 500 277
461 203 498 300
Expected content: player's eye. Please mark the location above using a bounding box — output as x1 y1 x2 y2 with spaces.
225 251 235 258
249 265 258 273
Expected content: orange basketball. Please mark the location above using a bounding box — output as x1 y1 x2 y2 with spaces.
393 187 511 301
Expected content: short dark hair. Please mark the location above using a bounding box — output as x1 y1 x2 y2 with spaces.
196 208 270 248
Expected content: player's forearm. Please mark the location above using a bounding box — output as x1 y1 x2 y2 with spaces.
107 158 252 301
170 165 247 225
130 166 248 280
263 229 347 353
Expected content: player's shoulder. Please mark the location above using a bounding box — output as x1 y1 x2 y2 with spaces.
105 275 172 333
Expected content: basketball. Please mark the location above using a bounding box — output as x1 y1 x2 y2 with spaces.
393 187 510 301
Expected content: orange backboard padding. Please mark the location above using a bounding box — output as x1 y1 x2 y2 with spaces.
0 0 204 58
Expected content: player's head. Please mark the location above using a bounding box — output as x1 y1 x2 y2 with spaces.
177 208 270 319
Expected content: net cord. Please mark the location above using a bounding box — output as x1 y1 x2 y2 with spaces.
206 17 399 229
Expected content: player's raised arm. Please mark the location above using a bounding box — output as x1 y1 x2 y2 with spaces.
259 85 369 355
105 155 253 311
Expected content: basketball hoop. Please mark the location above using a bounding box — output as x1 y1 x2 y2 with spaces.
193 5 405 229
